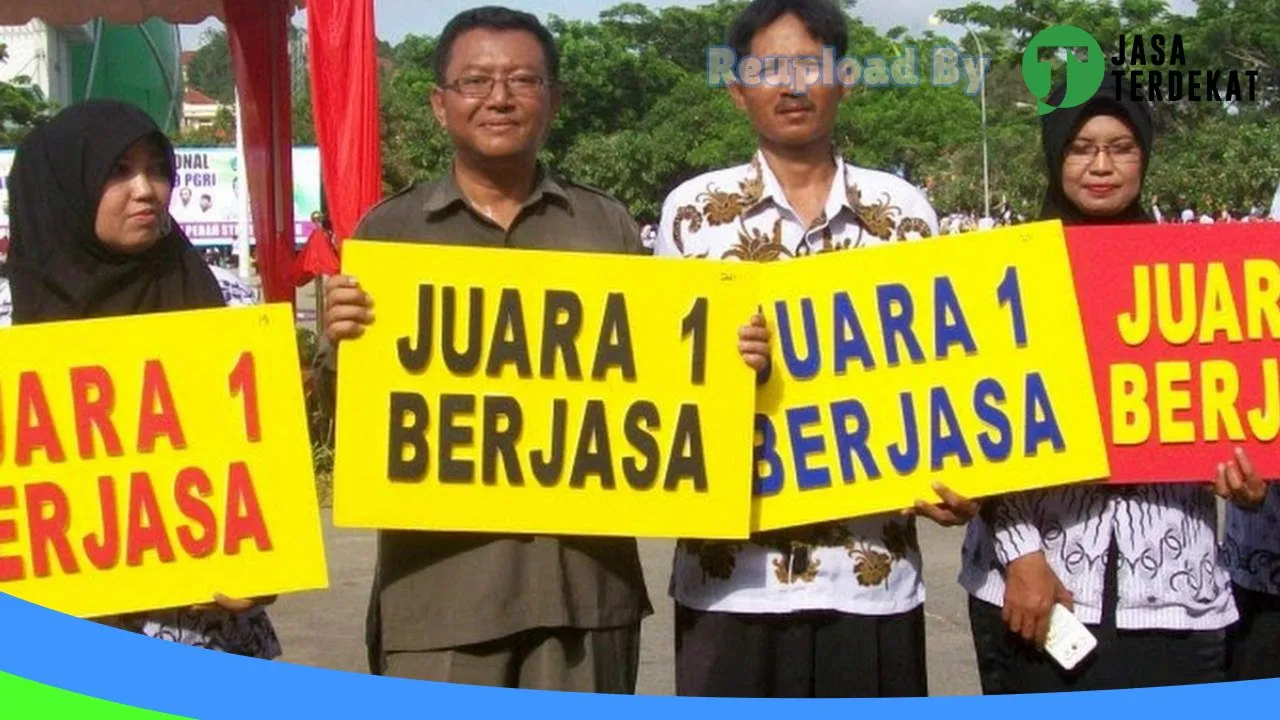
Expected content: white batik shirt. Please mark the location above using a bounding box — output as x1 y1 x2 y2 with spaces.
959 484 1238 631
656 151 938 615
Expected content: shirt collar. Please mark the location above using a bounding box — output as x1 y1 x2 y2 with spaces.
748 149 855 224
423 161 571 219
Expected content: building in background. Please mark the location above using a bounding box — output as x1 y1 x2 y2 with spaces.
179 49 224 130
0 19 90 106
1 17 183 249
182 86 221 129
0 17 181 133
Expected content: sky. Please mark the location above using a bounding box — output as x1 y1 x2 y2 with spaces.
178 0 984 50
179 0 1200 51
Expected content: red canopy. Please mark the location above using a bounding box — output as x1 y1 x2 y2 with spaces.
2 0 307 305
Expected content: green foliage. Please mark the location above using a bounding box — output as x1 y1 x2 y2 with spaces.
929 0 1280 212
296 326 335 506
174 27 315 148
0 43 57 145
378 34 452 191
186 29 236 105
183 0 1280 218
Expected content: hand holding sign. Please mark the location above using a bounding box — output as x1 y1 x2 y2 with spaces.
908 482 981 527
1213 447 1265 509
324 275 375 343
738 313 771 375
191 593 278 614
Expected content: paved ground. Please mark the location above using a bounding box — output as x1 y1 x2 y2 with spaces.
270 513 980 696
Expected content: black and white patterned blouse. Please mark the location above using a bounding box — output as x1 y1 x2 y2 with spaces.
960 484 1238 631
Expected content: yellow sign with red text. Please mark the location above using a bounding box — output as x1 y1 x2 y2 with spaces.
0 305 328 618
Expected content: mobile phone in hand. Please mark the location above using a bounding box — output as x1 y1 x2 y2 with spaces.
1044 603 1097 670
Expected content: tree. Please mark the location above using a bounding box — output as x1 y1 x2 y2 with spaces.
597 0 748 72
186 29 235 104
290 25 316 145
0 43 56 146
378 35 451 191
178 27 315 146
370 0 1280 218
545 17 685 158
1170 0 1280 112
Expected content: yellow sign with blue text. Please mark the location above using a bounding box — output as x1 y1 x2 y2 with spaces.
0 305 329 618
333 241 760 539
752 221 1110 531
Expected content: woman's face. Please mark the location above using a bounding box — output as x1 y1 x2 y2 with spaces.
95 138 172 254
1061 114 1144 218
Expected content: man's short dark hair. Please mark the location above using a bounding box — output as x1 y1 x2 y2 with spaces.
201 194 212 201
728 0 848 59
433 6 559 83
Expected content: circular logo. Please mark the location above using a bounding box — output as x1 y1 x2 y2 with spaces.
1021 25 1106 115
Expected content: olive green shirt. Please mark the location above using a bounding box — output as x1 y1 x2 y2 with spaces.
354 165 653 655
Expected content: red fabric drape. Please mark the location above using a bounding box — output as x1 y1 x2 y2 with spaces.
224 0 298 304
293 229 340 286
307 0 382 249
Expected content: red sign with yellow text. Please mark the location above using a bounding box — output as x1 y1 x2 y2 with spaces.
1066 223 1280 482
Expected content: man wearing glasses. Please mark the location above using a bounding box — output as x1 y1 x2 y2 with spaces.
324 6 651 691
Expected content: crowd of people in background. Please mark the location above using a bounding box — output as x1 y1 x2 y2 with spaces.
639 193 1280 246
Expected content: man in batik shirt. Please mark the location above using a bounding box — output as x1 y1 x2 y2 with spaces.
656 0 975 698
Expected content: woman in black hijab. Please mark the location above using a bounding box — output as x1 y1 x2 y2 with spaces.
959 75 1264 694
6 100 225 323
1037 73 1153 225
3 100 281 658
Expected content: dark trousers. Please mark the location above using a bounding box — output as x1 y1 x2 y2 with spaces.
378 624 641 692
969 543 1226 694
968 594 1015 695
674 604 927 698
1228 583 1280 681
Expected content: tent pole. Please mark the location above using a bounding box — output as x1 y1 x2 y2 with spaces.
234 88 251 281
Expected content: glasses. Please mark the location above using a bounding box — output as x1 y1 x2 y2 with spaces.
1065 142 1142 166
443 74 548 99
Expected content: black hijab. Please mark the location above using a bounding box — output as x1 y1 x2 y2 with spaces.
6 100 224 325
1039 74 1154 225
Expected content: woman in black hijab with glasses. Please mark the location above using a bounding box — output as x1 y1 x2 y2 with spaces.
958 75 1265 693
2 100 280 658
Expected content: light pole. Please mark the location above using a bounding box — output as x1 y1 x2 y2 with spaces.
929 16 990 220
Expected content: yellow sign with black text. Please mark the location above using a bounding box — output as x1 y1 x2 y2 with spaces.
752 222 1110 530
333 241 759 539
0 305 329 618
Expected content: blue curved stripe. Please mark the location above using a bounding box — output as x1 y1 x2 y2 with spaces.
0 591 1275 718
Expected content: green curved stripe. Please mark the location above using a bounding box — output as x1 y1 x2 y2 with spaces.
0 671 191 718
